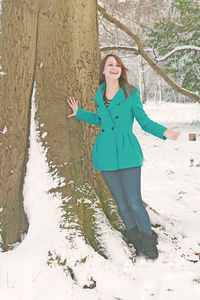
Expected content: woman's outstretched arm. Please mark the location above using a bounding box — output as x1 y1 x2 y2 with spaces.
66 96 101 126
131 89 180 140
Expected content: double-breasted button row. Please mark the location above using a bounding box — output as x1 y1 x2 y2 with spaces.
102 127 115 132
99 116 118 120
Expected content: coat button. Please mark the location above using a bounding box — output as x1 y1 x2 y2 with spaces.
98 117 101 120
102 129 105 132
117 103 120 105
112 127 114 130
115 116 119 118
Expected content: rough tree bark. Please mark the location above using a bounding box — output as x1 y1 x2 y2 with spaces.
0 0 123 253
0 0 39 247
33 0 123 257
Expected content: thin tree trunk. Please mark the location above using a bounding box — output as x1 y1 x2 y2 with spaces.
138 55 146 104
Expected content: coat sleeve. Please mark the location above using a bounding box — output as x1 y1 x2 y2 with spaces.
131 88 167 140
75 107 101 126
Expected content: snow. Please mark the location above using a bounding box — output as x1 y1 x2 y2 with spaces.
0 125 8 134
0 86 200 299
156 45 200 62
41 131 47 139
39 62 44 68
0 58 6 76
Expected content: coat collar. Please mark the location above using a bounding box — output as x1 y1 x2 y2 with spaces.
94 82 126 111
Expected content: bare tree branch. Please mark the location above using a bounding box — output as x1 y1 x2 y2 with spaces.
100 46 139 54
155 45 200 62
97 4 200 103
101 44 200 62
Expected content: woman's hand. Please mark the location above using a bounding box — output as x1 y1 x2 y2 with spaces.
66 96 79 118
163 126 181 140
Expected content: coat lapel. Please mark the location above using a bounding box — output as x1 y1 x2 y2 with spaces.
94 83 114 126
94 82 126 108
107 87 126 111
94 82 127 127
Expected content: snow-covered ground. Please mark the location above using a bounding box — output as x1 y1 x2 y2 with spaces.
0 89 199 300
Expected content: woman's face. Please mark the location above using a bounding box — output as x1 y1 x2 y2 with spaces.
103 56 122 81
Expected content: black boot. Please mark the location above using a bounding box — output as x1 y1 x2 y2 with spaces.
139 231 159 260
122 227 143 256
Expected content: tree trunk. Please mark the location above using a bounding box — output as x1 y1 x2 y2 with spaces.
137 55 147 104
34 0 124 257
0 0 39 248
0 0 123 254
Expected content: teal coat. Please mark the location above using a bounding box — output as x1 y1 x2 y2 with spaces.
75 82 167 171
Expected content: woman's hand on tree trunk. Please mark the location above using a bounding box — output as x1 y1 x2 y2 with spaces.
66 96 79 118
163 126 181 140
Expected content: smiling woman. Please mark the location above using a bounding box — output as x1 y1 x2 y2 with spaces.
66 54 181 261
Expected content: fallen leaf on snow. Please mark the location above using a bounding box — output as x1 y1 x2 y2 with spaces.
2 245 14 252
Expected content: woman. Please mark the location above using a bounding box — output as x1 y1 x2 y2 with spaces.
66 54 180 260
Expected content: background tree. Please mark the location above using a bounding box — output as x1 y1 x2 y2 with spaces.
98 4 199 103
98 0 200 103
147 0 200 94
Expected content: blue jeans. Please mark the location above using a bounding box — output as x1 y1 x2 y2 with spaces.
101 166 152 235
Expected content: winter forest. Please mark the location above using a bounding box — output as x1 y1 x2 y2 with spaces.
0 0 200 299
